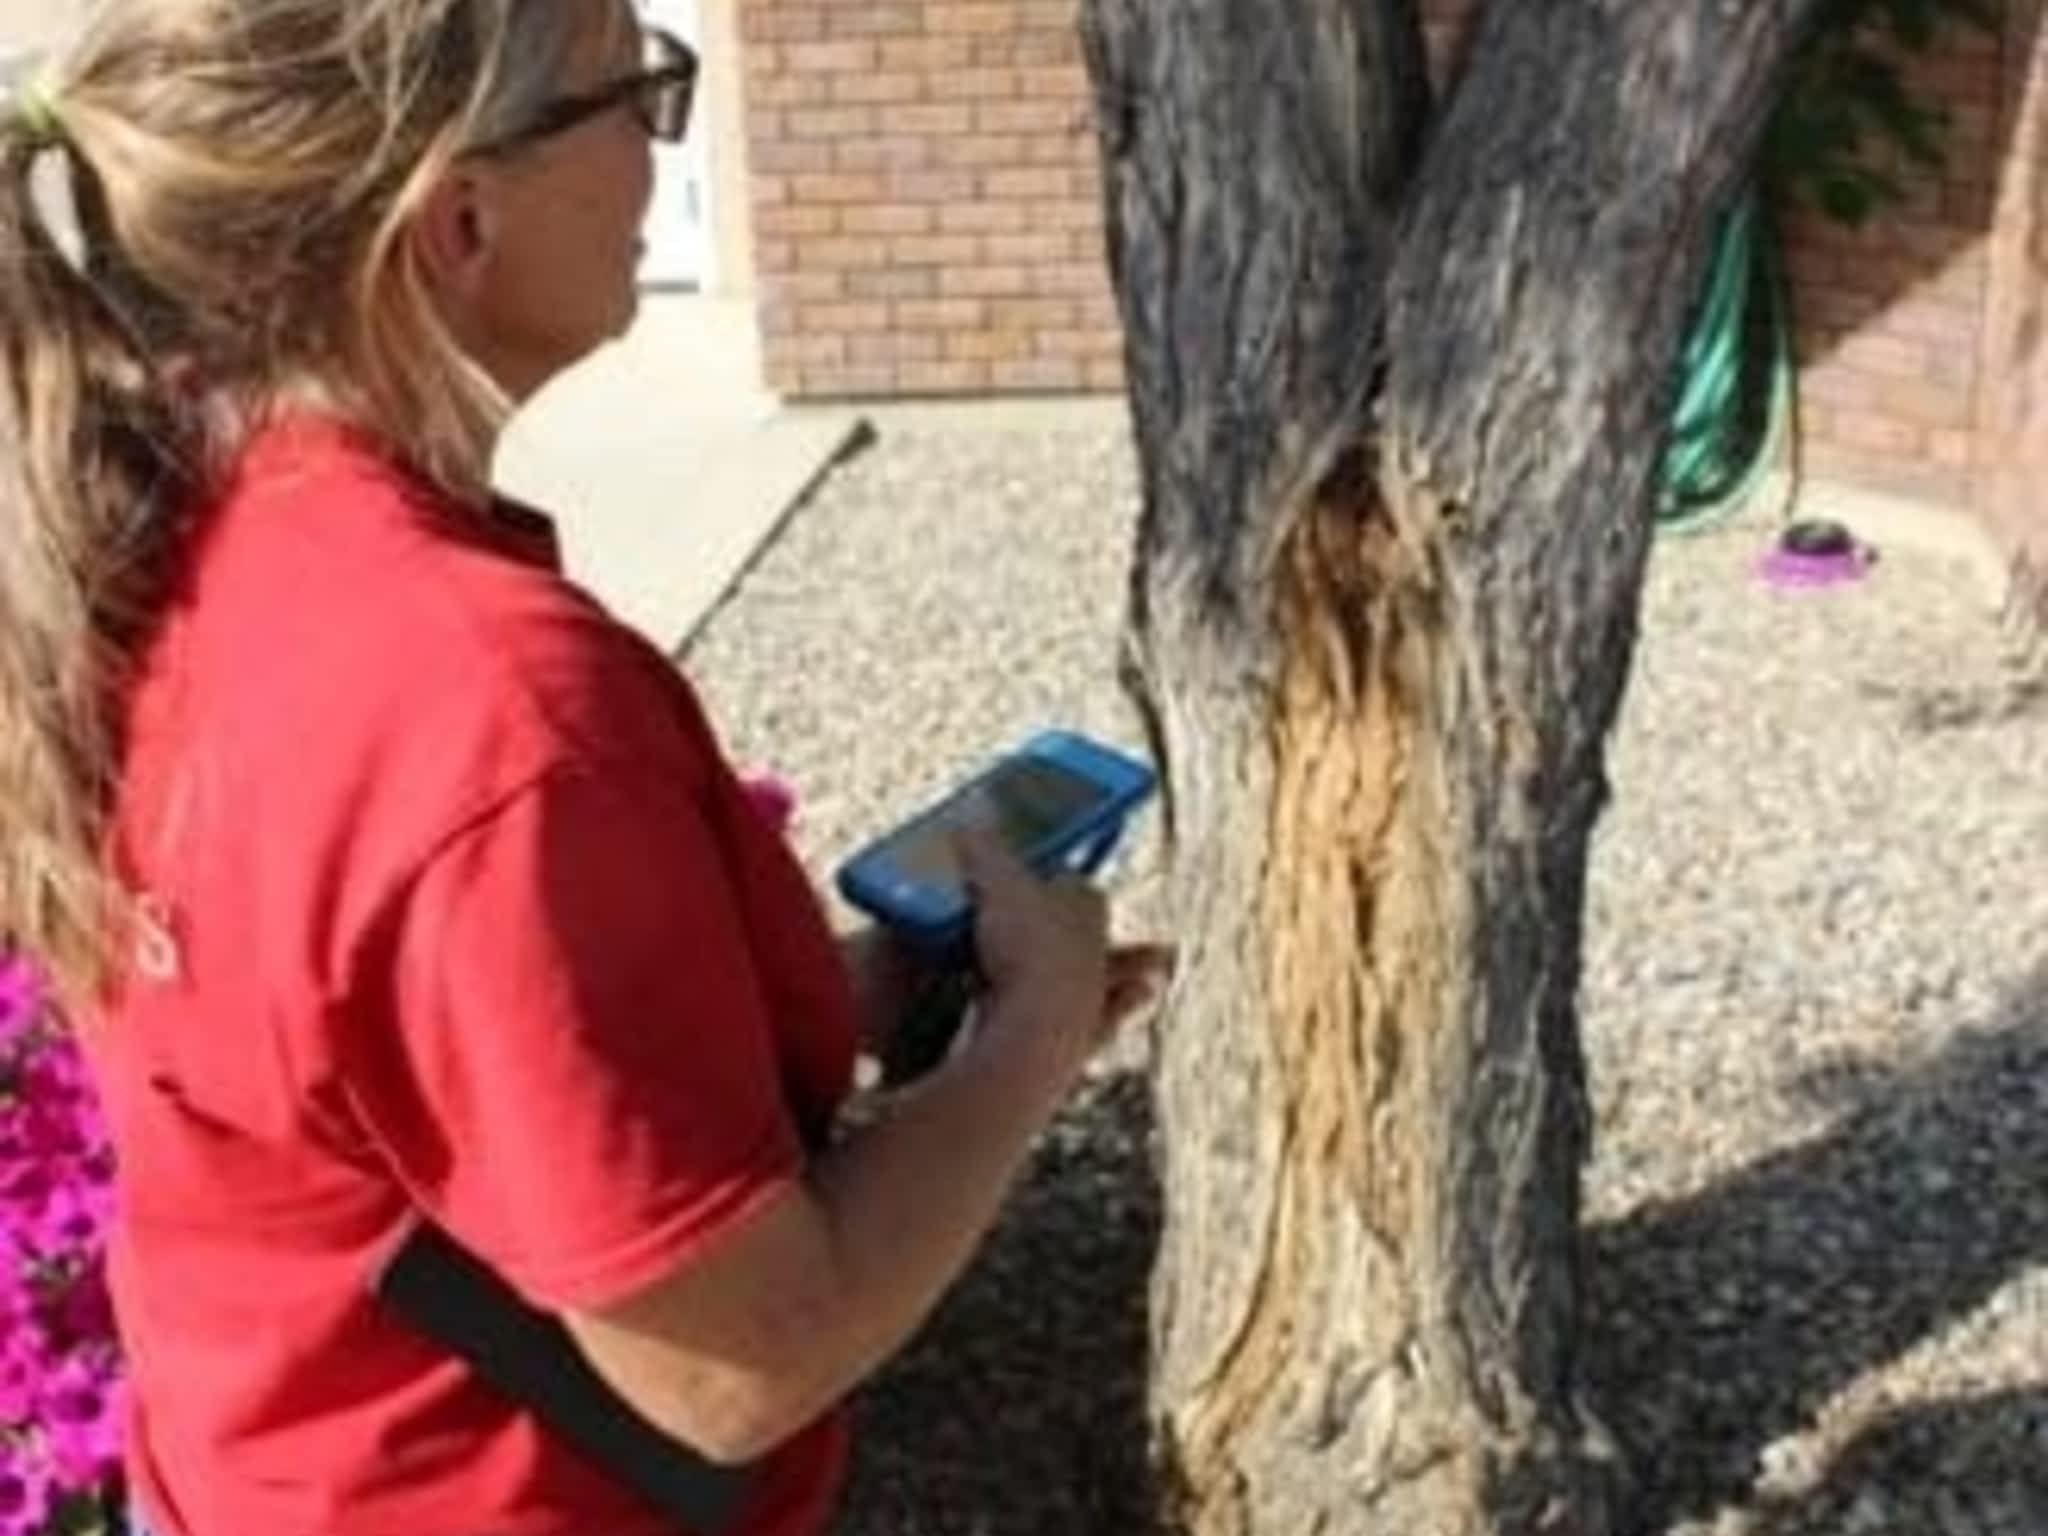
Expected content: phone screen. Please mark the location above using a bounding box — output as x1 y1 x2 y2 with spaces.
882 756 1112 889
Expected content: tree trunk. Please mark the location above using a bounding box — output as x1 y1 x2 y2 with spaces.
1080 2 1823 1532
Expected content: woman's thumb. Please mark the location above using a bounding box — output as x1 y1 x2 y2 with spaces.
952 821 1022 895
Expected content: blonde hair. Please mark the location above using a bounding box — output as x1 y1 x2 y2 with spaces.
0 0 580 1002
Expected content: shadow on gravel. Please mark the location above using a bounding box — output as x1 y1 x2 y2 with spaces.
1748 1387 2048 1536
833 967 2047 1536
1585 962 2048 1534
832 1070 1165 1536
1859 676 2048 735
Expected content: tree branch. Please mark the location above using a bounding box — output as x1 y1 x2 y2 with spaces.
1082 0 1434 631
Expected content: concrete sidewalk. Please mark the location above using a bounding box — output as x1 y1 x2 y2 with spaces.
495 295 865 655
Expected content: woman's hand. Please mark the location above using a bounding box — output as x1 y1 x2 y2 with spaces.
955 827 1172 1089
837 926 926 1058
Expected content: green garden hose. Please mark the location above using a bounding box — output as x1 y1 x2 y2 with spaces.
1657 186 1799 533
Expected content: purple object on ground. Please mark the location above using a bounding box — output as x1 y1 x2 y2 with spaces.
1756 545 1873 589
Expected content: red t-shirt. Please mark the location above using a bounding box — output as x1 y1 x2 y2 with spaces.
75 419 859 1536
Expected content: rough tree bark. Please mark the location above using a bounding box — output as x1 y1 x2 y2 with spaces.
1079 2 1825 1532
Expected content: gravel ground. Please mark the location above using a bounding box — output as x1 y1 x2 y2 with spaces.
684 418 2048 1536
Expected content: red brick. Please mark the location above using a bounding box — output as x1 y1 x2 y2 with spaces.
890 232 981 264
1873 375 1974 428
763 333 847 368
845 268 939 300
891 103 978 136
786 106 878 140
802 363 899 395
741 9 821 43
801 301 891 334
1031 261 1110 296
1874 295 1983 345
1085 357 1127 392
1017 1 1077 26
898 298 989 331
1026 131 1093 165
939 201 1033 234
761 270 846 303
800 237 891 271
983 32 1074 68
878 37 974 71
1021 65 1088 98
977 99 1081 134
930 68 1021 101
1076 295 1121 329
850 333 944 365
840 203 937 236
836 136 933 171
785 40 878 73
941 265 1035 297
831 72 924 105
991 357 1085 390
1925 343 1978 391
927 4 1023 36
1831 333 1933 378
946 329 1034 362
754 204 840 237
1830 410 1926 455
984 230 1074 264
751 138 836 174
986 297 1080 329
887 170 980 204
828 4 921 36
934 135 1031 169
1799 361 1884 410
897 360 993 393
790 171 889 204
749 73 833 108
1929 428 1976 467
1035 328 1121 360
1041 199 1106 233
982 166 1072 200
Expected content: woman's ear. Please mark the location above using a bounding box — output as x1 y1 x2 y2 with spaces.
410 167 499 307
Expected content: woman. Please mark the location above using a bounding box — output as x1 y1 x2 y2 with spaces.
0 3 1164 1533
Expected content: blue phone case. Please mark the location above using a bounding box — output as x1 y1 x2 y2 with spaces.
836 730 1156 951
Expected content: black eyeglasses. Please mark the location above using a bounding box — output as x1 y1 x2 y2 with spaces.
483 27 698 152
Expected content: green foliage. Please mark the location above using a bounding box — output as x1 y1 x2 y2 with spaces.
1766 0 2001 226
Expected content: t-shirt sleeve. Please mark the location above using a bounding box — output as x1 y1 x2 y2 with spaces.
349 758 806 1313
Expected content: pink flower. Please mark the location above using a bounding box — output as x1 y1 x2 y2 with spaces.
0 1331 36 1422
38 1358 123 1487
0 952 125 1528
741 772 799 836
45 1271 115 1354
0 1466 55 1536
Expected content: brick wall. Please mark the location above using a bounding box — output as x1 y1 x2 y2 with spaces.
740 1 2028 541
741 0 1121 396
1978 0 2048 572
1780 29 2004 512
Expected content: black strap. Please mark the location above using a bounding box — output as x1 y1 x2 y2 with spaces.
374 1222 755 1532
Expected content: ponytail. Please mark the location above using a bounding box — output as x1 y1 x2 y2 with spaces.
0 0 578 1005
0 97 195 1003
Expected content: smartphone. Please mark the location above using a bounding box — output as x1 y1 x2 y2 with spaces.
836 730 1156 951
